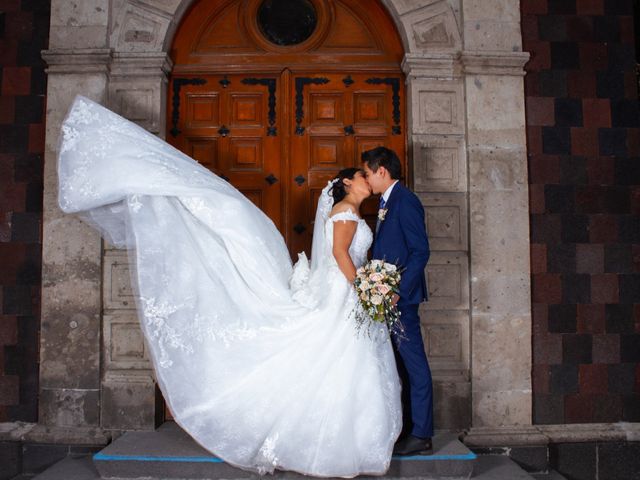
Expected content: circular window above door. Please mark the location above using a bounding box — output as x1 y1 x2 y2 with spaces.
244 0 333 53
257 0 318 46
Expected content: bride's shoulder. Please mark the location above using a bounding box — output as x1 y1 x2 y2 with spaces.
329 202 361 223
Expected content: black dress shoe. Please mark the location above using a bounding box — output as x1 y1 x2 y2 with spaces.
393 435 433 456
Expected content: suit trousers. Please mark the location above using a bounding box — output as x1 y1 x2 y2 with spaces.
392 303 434 438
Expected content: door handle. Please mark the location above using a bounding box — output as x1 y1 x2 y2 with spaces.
218 125 230 137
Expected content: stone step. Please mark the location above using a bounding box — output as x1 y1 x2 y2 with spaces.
30 456 99 480
92 422 477 479
30 453 564 480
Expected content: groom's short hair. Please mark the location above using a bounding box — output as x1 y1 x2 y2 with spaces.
361 147 402 180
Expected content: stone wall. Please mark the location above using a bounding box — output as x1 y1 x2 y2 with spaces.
30 0 530 438
0 0 49 423
523 0 640 423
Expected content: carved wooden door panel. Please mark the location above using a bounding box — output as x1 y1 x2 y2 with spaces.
168 74 283 231
169 71 405 259
288 72 405 256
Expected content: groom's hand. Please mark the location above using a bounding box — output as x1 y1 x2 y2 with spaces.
391 294 400 305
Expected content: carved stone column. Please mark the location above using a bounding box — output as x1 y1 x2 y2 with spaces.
36 0 112 444
460 0 532 428
101 52 172 430
398 1 471 430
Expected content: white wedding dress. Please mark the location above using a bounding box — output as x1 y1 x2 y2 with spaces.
57 96 401 477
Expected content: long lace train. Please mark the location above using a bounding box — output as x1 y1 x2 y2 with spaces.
57 96 401 477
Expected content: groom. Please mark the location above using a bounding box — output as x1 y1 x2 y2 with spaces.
362 146 433 456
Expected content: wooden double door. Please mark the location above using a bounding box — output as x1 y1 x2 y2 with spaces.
167 69 405 257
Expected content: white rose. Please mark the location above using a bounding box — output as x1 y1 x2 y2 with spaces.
370 294 383 305
359 280 370 291
384 263 397 272
369 272 384 282
370 259 383 268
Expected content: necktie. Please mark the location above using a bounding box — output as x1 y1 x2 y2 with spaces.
376 197 386 234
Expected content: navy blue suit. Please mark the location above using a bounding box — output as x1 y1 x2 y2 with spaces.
372 182 433 439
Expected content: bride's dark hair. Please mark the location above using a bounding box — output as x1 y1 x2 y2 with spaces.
329 167 362 204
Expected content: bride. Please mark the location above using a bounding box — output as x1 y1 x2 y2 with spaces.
57 96 402 477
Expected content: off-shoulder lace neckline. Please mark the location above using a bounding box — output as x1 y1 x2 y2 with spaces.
329 207 362 221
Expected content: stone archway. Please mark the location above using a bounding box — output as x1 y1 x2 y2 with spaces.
39 0 530 440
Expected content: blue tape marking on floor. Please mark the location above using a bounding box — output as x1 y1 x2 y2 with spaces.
94 452 477 463
392 452 477 461
93 453 224 463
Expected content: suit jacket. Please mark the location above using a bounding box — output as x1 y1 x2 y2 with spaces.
372 182 430 305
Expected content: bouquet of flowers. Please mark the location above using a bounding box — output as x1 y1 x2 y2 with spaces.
353 259 402 333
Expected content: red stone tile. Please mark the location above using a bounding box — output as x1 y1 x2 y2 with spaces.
576 0 604 15
632 245 640 274
533 302 549 338
526 41 551 71
0 316 18 346
526 97 555 126
576 244 604 274
529 184 546 214
565 394 594 423
0 375 20 406
0 97 16 125
4 11 34 41
533 273 562 304
620 16 635 44
521 14 539 42
567 72 596 98
577 304 605 334
579 43 607 71
593 394 623 422
530 154 561 184
534 334 563 365
623 72 637 99
1 67 32 96
0 154 13 180
627 128 640 157
592 334 620 364
0 39 18 66
0 183 26 213
0 243 28 283
571 128 599 157
531 243 547 274
589 215 618 243
525 74 540 96
0 0 21 11
586 157 615 186
583 99 611 128
591 274 619 304
567 16 594 42
580 364 608 394
576 185 605 212
533 364 550 394
522 0 548 14
527 126 544 156
0 212 10 242
28 123 45 154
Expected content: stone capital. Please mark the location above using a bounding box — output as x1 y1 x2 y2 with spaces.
461 50 530 76
110 52 174 78
402 52 462 80
42 48 113 74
